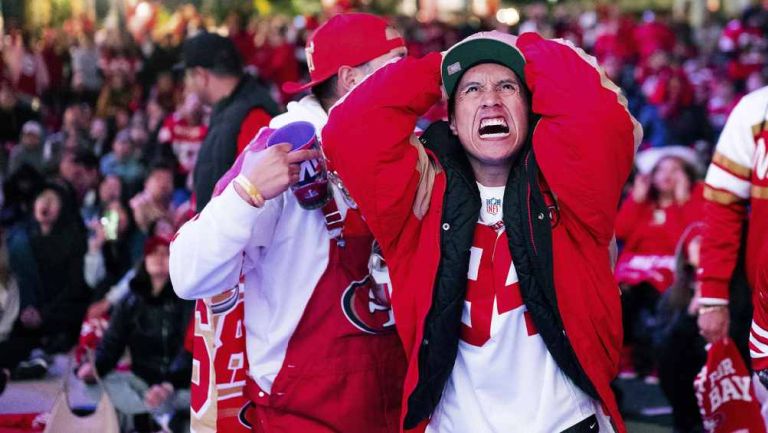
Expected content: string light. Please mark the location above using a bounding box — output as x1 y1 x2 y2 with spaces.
495 7 520 26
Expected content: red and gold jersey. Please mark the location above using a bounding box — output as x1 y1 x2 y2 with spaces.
190 283 251 433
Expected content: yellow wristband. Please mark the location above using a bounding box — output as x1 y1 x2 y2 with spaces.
234 174 265 208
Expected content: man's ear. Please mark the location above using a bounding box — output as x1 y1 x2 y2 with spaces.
337 65 358 94
449 116 457 135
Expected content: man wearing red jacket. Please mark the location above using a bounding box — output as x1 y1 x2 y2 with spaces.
323 31 640 433
697 86 768 375
172 13 409 433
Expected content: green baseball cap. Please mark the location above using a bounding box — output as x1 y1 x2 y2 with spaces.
441 31 527 98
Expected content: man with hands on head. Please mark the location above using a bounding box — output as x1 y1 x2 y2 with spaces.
170 13 408 432
323 31 640 433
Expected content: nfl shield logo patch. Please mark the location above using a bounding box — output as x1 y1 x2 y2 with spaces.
486 198 501 216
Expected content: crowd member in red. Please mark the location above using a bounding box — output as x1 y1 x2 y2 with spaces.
616 147 702 259
633 11 676 63
227 13 256 64
178 32 279 211
157 93 207 185
172 13 408 433
40 30 67 96
99 46 142 83
6 32 49 100
697 86 768 380
638 56 713 148
324 30 639 433
256 25 300 104
719 11 767 82
592 6 637 64
707 77 742 135
614 146 702 378
645 67 695 120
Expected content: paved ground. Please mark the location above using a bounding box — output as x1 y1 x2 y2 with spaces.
0 355 675 432
0 355 93 414
617 377 675 433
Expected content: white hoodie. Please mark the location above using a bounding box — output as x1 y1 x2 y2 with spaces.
170 95 353 392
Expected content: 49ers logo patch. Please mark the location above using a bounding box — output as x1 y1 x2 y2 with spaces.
238 402 253 429
341 276 395 334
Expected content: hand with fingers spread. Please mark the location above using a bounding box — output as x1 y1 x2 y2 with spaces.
234 143 320 206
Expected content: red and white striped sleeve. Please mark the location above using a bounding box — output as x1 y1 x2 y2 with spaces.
750 265 768 370
697 91 759 305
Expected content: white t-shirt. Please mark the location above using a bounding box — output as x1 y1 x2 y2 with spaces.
426 183 597 433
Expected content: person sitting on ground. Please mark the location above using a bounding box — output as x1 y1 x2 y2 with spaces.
3 183 88 379
130 162 176 235
8 121 47 176
614 146 702 379
77 236 193 433
100 129 146 196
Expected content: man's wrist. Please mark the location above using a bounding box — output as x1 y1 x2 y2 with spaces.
233 174 265 208
698 305 727 315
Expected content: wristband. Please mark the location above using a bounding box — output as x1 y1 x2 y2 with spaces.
234 174 266 208
698 305 727 315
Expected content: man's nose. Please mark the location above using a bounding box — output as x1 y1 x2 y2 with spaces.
480 89 502 107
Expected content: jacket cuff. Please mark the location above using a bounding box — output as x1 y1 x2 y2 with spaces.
698 280 730 305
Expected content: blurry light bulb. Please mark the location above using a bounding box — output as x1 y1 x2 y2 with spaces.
136 2 152 20
495 8 520 26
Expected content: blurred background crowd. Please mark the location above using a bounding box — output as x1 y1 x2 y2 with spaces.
0 0 766 432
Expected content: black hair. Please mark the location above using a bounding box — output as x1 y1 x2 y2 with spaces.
310 58 379 111
148 159 175 175
73 149 99 170
34 181 74 227
208 63 243 78
648 156 698 203
311 76 339 112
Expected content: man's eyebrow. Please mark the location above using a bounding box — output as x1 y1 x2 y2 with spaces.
496 79 518 86
460 81 482 90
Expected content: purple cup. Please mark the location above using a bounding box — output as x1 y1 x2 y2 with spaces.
267 121 331 210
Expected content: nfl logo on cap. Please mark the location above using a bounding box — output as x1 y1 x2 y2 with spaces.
447 62 462 76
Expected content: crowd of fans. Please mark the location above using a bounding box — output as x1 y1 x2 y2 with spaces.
0 1 765 432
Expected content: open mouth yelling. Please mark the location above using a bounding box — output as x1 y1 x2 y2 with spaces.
478 117 510 139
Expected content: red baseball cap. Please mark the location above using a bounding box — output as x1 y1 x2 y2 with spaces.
282 13 405 95
144 235 171 256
